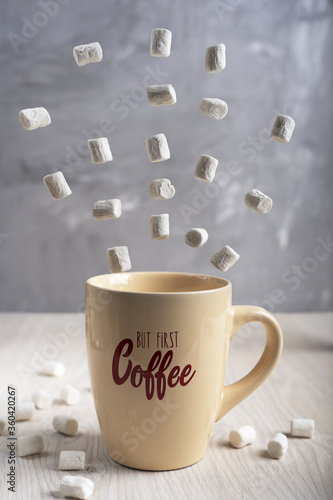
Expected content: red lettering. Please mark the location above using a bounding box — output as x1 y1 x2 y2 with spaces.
180 364 196 386
112 338 133 384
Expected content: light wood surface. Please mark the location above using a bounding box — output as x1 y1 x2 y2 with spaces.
0 313 332 499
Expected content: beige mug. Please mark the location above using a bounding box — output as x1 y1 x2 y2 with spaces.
85 272 283 471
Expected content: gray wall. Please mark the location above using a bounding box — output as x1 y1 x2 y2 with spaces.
1 0 332 312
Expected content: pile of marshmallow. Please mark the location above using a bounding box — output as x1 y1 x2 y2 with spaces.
18 29 295 277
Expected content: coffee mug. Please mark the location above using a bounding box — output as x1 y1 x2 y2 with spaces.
85 272 283 471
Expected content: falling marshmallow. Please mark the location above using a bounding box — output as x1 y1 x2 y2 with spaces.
59 450 86 471
149 179 175 200
210 245 239 272
185 228 208 248
194 154 219 183
199 98 228 120
53 414 79 436
244 189 273 214
88 138 113 164
60 476 94 500
229 425 256 448
150 28 172 57
267 433 288 459
150 214 169 240
73 42 103 67
93 199 122 220
290 418 315 438
19 107 51 131
145 133 170 163
271 115 295 143
43 172 72 200
146 84 177 106
107 246 132 273
205 43 226 73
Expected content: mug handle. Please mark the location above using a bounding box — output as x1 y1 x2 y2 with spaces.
215 305 283 421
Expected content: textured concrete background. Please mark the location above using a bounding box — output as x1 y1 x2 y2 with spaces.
0 0 332 312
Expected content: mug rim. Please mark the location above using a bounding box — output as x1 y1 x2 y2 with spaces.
86 271 231 295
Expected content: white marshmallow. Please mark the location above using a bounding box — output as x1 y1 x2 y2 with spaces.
19 107 51 131
271 115 295 143
60 385 80 405
146 84 177 106
194 154 219 183
43 172 72 200
73 42 103 67
15 402 35 421
88 138 113 164
150 214 169 240
145 134 170 163
60 475 94 500
59 450 86 471
291 418 315 438
17 433 44 457
199 98 228 120
150 28 172 57
0 418 6 435
229 425 256 448
210 245 240 272
53 414 78 436
149 178 175 200
205 43 226 73
40 360 65 377
32 389 52 410
244 189 273 214
185 228 208 248
267 433 288 459
92 199 122 220
107 246 132 273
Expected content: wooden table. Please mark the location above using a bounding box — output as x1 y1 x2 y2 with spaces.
0 313 332 499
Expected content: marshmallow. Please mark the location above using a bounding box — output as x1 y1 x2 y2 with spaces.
15 402 35 421
60 475 94 500
92 199 122 220
199 98 228 120
59 450 86 471
194 154 219 183
73 42 103 67
43 172 72 200
271 115 295 143
267 433 288 459
229 425 256 448
291 418 314 438
32 389 52 410
210 245 240 272
19 107 51 131
150 214 169 240
185 228 208 248
150 28 172 57
146 84 177 106
205 43 226 73
60 385 80 405
88 138 113 164
17 433 44 457
107 246 132 273
149 178 175 200
40 360 65 377
53 414 78 436
145 134 170 163
244 189 273 214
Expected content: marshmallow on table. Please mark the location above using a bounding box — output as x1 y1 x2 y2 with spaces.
245 189 273 214
205 43 226 73
40 360 65 377
211 245 240 272
43 172 72 200
60 476 94 500
73 42 103 66
146 84 177 106
17 433 44 457
271 115 295 143
59 450 86 471
60 385 80 405
145 134 170 163
93 199 122 220
150 214 169 240
53 414 78 436
229 425 256 448
150 28 172 57
88 138 113 164
32 389 52 410
107 246 132 273
199 98 228 120
185 228 208 248
16 402 35 421
291 418 314 438
149 178 175 200
194 154 219 183
19 107 51 131
267 433 288 459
